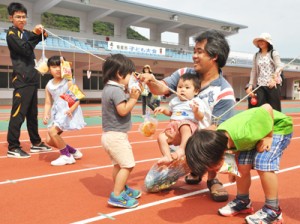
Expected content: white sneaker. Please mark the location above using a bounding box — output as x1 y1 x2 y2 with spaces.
245 206 283 224
218 199 253 217
72 150 83 159
51 155 75 166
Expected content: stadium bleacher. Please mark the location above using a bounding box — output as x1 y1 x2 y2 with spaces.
0 30 202 62
0 30 198 62
1 29 298 68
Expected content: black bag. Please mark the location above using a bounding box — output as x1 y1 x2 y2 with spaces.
271 50 285 85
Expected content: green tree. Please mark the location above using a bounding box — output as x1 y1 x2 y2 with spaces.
0 4 9 22
42 12 80 32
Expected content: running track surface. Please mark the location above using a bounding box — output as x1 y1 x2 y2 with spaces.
0 101 300 224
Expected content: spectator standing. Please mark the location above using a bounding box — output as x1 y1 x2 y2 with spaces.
141 65 153 115
245 33 284 111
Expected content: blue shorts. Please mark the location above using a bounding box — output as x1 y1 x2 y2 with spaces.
238 133 292 171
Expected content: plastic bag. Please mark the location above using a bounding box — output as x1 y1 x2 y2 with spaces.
35 57 48 75
128 73 142 93
87 70 91 79
60 57 73 81
218 152 240 177
139 113 157 137
35 31 48 75
60 84 85 107
141 86 149 96
144 156 191 192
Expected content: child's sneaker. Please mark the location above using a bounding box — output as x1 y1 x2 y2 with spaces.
218 199 254 217
245 205 283 224
125 185 141 199
51 155 75 166
108 191 138 208
72 150 83 159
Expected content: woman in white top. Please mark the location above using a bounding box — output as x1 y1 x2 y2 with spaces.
245 33 284 111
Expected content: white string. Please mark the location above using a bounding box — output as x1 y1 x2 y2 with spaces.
212 85 261 125
44 28 106 62
283 55 300 68
154 78 190 101
41 30 46 59
135 72 190 101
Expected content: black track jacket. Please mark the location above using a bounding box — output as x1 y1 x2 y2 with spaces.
6 26 45 89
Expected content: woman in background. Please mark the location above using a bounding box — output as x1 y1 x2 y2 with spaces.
245 33 284 111
141 65 153 115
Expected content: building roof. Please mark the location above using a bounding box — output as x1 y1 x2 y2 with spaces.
25 0 247 38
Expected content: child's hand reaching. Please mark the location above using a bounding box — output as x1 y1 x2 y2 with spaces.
190 99 199 113
154 106 166 115
256 136 273 152
65 109 73 118
190 99 204 121
43 115 50 125
130 88 140 100
154 106 172 116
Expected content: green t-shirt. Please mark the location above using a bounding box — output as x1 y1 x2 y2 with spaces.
217 107 293 151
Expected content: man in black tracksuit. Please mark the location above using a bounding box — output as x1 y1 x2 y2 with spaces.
6 2 51 158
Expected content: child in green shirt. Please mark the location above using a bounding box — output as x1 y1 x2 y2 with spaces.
185 104 293 224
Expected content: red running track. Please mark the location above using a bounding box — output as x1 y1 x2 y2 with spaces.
0 104 299 224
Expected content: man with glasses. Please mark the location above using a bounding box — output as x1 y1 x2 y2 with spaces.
139 30 236 202
6 2 51 158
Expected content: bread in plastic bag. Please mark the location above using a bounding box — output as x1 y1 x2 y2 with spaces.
139 113 157 137
35 57 48 75
218 152 240 177
35 31 48 75
144 156 190 192
60 57 73 81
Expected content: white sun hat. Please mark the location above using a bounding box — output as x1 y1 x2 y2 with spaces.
253 33 273 47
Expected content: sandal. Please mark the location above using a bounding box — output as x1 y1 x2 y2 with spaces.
207 179 229 202
185 172 201 185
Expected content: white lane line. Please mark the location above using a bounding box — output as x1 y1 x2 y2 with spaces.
1 135 299 159
0 121 170 135
0 157 159 185
0 139 158 159
71 165 300 224
0 129 164 144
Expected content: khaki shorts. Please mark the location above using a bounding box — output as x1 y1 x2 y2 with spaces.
101 131 135 168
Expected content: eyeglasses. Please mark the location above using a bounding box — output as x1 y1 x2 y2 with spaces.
13 15 27 20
